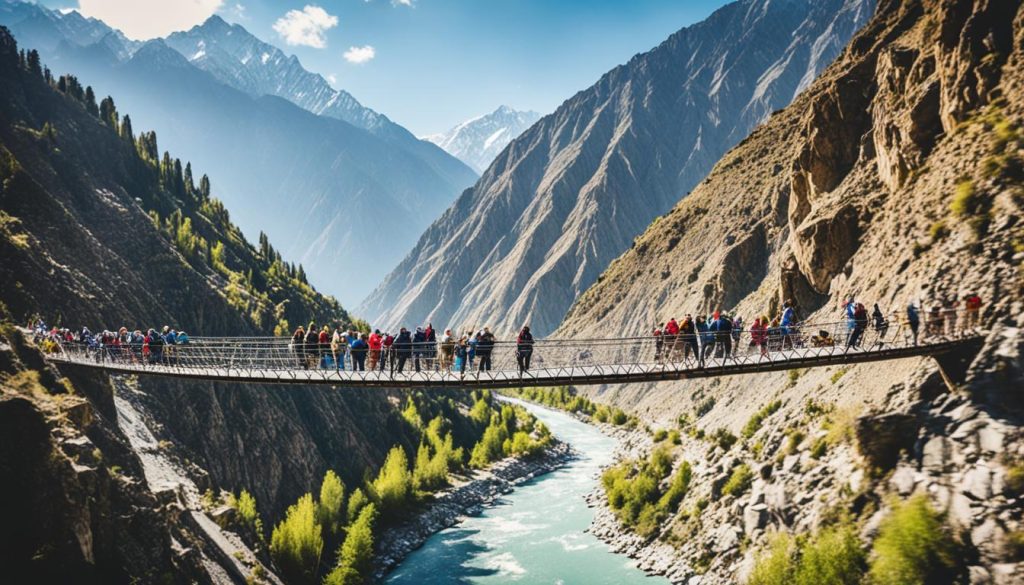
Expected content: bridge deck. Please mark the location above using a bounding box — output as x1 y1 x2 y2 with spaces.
44 320 983 389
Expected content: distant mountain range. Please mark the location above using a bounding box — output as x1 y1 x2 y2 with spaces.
425 106 542 173
359 0 875 336
0 2 477 305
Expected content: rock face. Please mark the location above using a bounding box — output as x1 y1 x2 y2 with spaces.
555 0 1024 582
424 106 542 173
0 2 478 304
359 0 874 336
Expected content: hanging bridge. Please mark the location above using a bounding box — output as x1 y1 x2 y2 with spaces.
41 314 985 389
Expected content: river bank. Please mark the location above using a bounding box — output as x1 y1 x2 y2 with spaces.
374 440 577 579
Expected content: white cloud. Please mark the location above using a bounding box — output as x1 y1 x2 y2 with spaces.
392 0 415 6
343 45 375 64
272 5 338 48
226 3 248 21
77 0 223 40
326 73 338 86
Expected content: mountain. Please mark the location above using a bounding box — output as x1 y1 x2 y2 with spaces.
425 105 543 173
0 3 477 306
164 16 475 190
555 0 1024 581
358 0 875 336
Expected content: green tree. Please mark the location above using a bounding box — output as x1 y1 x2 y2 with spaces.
324 504 377 585
99 95 118 128
199 173 211 200
235 490 264 542
119 114 134 142
346 488 369 526
84 85 98 117
269 493 323 585
318 470 346 536
372 446 413 512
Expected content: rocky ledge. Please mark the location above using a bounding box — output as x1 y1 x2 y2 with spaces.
374 441 576 579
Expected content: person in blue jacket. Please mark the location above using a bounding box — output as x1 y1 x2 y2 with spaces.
907 303 921 345
696 315 712 366
781 300 797 349
412 327 427 372
350 333 369 371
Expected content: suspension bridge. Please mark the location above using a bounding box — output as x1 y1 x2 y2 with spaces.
42 315 985 390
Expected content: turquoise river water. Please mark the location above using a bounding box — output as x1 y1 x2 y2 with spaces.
386 399 669 585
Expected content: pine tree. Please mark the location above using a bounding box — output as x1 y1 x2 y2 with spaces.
57 75 67 93
346 488 369 526
137 131 158 162
172 158 185 197
99 96 118 128
199 174 211 200
318 470 346 536
324 504 377 585
269 493 324 585
183 162 195 198
297 264 308 284
26 49 41 76
371 446 413 513
119 114 134 142
84 86 98 117
43 66 52 85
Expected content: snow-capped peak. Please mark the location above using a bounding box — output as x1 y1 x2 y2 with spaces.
424 106 542 173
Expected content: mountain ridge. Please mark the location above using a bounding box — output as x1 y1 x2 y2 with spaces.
424 105 542 173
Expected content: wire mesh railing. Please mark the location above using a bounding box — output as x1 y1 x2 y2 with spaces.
38 308 984 388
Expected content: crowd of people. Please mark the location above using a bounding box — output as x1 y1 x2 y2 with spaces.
650 294 981 366
32 292 980 375
287 323 535 375
31 320 189 365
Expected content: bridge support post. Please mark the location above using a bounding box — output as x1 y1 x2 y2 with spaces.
931 336 986 392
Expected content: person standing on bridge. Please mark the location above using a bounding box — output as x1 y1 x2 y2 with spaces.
653 324 664 363
907 303 921 345
382 331 395 372
351 333 369 371
368 329 382 371
331 327 346 370
517 326 534 373
305 323 320 370
843 296 857 345
425 323 437 371
664 318 679 359
478 327 495 371
412 327 427 373
964 292 982 329
440 329 456 371
681 315 698 363
291 325 306 368
872 304 889 339
394 328 412 373
781 300 797 349
455 335 469 376
697 315 712 366
848 302 868 348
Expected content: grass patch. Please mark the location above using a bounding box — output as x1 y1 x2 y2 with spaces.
810 437 828 459
742 400 783 439
830 368 848 385
695 397 716 418
721 464 753 497
868 495 959 585
787 369 802 388
749 521 865 585
710 428 737 451
927 220 949 242
652 428 668 442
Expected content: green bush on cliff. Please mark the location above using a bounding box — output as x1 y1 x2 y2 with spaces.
371 447 413 514
346 489 369 526
269 493 323 585
748 521 864 585
868 495 959 585
233 490 264 542
721 464 752 497
318 471 346 536
324 503 377 585
603 450 692 537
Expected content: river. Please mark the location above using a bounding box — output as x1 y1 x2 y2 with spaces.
386 399 669 585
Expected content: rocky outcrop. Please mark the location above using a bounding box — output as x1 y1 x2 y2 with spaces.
360 0 875 336
557 0 1024 582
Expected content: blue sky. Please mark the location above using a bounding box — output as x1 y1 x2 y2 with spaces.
44 0 732 136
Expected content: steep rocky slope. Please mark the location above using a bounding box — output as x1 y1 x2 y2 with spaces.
0 28 415 582
556 0 1024 582
360 0 874 335
425 105 542 173
0 2 478 304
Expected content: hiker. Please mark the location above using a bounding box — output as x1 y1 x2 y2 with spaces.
843 296 857 343
907 303 921 345
732 316 744 348
412 327 427 372
440 329 456 370
943 295 959 336
381 331 395 372
292 326 306 368
696 315 712 366
318 326 331 368
664 318 679 354
454 335 469 375
425 323 437 371
331 327 346 370
653 324 664 363
305 323 320 369
394 328 412 373
467 331 479 369
781 300 797 349
368 329 382 371
351 333 368 371
147 328 164 364
872 304 889 339
681 315 699 363
517 326 534 373
710 311 733 359
478 327 495 372
964 293 982 329
848 302 869 348
750 317 768 356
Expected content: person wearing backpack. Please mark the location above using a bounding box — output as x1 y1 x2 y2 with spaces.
305 324 320 369
907 303 921 345
350 333 369 371
848 303 868 348
477 327 495 372
516 326 534 373
394 328 412 374
964 293 982 329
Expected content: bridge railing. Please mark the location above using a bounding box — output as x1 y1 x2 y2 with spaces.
42 308 981 383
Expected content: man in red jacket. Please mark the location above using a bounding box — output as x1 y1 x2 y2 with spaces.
368 329 383 371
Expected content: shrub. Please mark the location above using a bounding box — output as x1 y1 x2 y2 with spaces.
372 446 413 513
695 397 716 418
810 437 828 459
235 490 264 541
787 369 801 387
324 503 377 585
742 400 782 439
711 428 738 451
722 464 753 497
652 428 668 442
749 522 865 585
830 368 848 385
785 428 806 455
668 430 681 445
749 533 796 585
868 495 958 585
346 488 368 526
1005 464 1024 495
657 461 692 512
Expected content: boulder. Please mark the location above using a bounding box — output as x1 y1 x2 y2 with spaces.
856 411 918 471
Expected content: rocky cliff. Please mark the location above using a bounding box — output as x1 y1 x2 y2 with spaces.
557 0 1024 581
0 29 412 582
360 0 874 336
